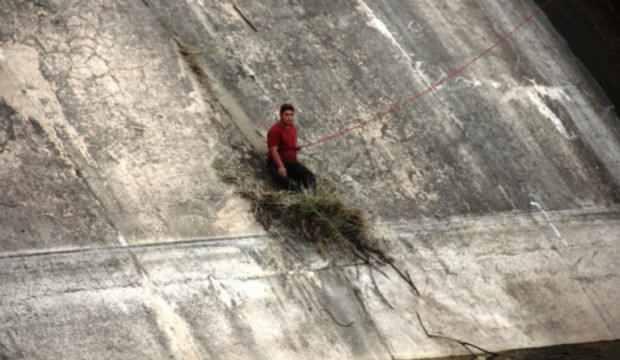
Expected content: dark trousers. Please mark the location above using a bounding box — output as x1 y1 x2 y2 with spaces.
268 159 316 192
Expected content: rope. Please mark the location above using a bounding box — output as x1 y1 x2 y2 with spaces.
302 0 555 148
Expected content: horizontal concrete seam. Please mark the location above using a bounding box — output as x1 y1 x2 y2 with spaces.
0 233 270 261
377 206 620 226
1 263 365 302
2 283 140 304
4 206 619 261
376 208 620 233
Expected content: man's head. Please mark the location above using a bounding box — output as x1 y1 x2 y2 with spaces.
279 103 295 126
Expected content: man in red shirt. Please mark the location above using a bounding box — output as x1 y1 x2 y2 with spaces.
267 103 316 191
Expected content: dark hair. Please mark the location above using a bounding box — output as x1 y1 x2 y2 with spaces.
280 103 295 115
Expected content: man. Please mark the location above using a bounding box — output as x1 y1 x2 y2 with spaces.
267 103 316 191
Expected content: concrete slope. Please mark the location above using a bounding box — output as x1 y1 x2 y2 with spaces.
144 0 620 219
1 207 619 359
2 0 619 242
371 206 620 358
1 0 620 359
0 0 262 249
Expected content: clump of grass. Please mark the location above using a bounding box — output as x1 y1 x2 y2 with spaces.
244 184 368 249
213 154 387 262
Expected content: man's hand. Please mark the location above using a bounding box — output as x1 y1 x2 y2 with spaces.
277 166 287 177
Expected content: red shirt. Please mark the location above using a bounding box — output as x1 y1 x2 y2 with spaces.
267 121 298 163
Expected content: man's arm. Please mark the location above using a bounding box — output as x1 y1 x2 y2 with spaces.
269 146 287 177
268 127 287 177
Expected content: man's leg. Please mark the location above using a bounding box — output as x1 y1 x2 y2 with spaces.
268 160 299 191
286 162 316 191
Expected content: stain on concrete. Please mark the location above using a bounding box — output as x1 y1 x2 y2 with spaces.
0 100 16 153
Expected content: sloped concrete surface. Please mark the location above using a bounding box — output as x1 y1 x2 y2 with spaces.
144 0 620 219
1 207 619 359
1 0 620 359
1 0 262 248
364 207 620 358
0 233 389 360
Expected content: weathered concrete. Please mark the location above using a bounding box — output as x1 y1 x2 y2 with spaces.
367 206 620 358
1 0 620 359
2 0 619 242
0 207 619 359
0 0 262 247
144 0 620 219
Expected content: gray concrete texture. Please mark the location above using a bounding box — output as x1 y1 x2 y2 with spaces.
0 0 619 359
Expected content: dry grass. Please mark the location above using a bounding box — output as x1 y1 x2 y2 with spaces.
213 154 387 262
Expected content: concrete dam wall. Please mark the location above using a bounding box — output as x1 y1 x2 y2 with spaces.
1 0 619 359
536 0 620 113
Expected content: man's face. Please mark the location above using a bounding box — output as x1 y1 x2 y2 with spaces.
281 110 295 126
